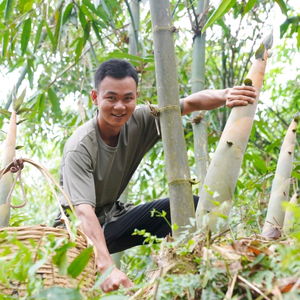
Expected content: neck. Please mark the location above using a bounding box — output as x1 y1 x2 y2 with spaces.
97 120 121 147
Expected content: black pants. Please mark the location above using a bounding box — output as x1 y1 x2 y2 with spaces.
104 196 199 254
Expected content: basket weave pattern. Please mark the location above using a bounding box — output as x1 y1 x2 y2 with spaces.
0 159 96 297
0 225 95 297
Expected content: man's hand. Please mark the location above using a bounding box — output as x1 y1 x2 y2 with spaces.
226 86 257 109
100 265 135 293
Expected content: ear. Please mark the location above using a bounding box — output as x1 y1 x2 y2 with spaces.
91 90 98 105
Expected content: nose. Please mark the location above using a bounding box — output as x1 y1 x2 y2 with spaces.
114 100 126 110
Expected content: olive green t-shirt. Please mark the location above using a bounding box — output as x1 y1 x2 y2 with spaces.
54 101 184 227
56 105 160 226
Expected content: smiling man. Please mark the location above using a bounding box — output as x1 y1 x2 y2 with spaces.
54 59 256 292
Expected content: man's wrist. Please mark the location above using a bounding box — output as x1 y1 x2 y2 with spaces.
97 259 115 274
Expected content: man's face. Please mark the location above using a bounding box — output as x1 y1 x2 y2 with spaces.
91 76 138 132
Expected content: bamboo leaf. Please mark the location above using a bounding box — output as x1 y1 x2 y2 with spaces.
75 37 85 63
91 21 105 47
17 108 34 114
45 23 55 51
0 109 11 118
13 87 26 112
34 19 45 52
62 3 73 25
202 0 237 33
79 7 87 29
21 18 31 56
79 3 94 20
297 27 300 49
280 17 299 38
27 59 33 89
33 287 83 300
2 30 9 57
274 0 288 16
84 20 91 41
242 0 257 18
48 88 62 117
67 246 93 278
4 0 13 21
37 92 45 121
54 8 62 52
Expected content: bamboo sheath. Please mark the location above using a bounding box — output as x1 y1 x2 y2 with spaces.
196 50 269 231
149 0 195 235
0 111 16 227
263 118 298 238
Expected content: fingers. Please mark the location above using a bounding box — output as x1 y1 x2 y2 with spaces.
226 85 257 109
226 100 248 109
100 269 135 293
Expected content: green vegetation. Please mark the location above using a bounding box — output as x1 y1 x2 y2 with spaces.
0 0 300 299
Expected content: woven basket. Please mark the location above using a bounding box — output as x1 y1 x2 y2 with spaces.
0 158 96 297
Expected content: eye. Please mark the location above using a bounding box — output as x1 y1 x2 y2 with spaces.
125 96 133 101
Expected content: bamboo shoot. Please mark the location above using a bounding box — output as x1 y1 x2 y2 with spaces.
196 33 272 232
263 116 298 238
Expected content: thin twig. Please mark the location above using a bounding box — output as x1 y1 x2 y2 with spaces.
238 275 271 300
152 267 163 300
184 0 194 31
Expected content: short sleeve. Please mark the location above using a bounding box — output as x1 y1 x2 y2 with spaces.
60 150 96 207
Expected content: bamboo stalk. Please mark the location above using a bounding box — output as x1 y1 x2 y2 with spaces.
196 33 272 232
283 189 299 233
191 0 209 186
0 111 17 227
263 116 298 238
128 0 139 55
149 0 195 236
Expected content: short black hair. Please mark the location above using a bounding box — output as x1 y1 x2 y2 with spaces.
94 59 139 90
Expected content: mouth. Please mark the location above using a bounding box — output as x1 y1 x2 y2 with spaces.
111 113 126 118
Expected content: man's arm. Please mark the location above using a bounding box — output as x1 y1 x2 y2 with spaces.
75 204 134 293
181 86 257 116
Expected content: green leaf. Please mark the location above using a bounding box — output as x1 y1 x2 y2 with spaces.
13 87 26 112
67 246 93 279
33 287 83 300
54 8 62 52
202 0 237 33
297 27 300 49
90 264 114 291
79 3 94 20
274 0 288 16
21 18 32 56
45 23 55 51
75 37 85 63
53 242 76 276
292 171 300 180
106 52 142 61
84 20 91 41
48 88 62 116
27 59 33 89
0 109 11 118
34 19 45 52
17 108 34 114
37 92 45 121
2 29 9 57
79 7 87 29
62 3 73 25
4 0 13 21
91 21 105 47
242 0 257 18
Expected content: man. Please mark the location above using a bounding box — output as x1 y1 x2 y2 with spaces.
54 59 256 292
